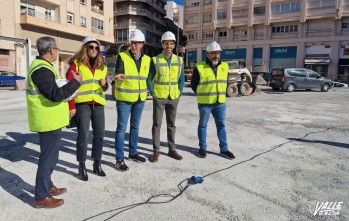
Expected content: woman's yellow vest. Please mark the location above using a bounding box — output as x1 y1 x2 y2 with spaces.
26 59 69 132
115 51 150 102
73 61 107 106
152 53 183 99
195 61 228 104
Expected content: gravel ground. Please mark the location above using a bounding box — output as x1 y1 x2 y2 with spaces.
0 86 348 221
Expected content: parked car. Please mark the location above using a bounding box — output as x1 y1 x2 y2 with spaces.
0 71 25 87
270 68 333 92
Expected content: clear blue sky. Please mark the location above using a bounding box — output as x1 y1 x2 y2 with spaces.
172 0 184 5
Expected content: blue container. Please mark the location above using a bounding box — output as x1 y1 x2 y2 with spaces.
0 76 25 87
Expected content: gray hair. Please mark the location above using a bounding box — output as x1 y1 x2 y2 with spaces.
36 36 56 56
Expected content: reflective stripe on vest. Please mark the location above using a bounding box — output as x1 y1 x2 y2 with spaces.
152 53 183 99
26 59 69 132
115 51 150 102
195 61 228 104
73 61 107 106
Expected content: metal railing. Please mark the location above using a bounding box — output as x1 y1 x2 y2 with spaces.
20 9 60 22
271 32 298 39
91 28 104 35
232 36 248 41
306 29 333 37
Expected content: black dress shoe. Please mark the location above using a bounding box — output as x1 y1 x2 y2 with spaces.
93 160 106 177
78 162 88 181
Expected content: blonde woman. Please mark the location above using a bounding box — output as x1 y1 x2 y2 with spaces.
66 36 108 181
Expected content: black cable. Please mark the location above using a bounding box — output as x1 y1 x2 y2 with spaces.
83 125 348 221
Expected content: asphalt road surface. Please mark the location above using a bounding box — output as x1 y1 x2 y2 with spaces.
0 86 348 221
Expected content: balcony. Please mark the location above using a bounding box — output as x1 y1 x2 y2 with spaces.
115 7 152 19
254 33 264 40
202 37 214 43
152 3 166 14
271 32 298 39
153 15 166 26
342 29 349 36
232 35 248 41
218 37 228 42
271 11 301 22
253 14 265 24
188 39 198 44
91 28 104 35
306 5 336 19
306 29 333 37
231 16 249 26
20 9 112 43
115 21 151 29
232 0 248 7
20 9 60 23
91 5 103 15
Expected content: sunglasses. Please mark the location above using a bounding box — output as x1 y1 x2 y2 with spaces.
87 45 99 51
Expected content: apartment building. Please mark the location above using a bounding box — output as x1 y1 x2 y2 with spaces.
166 1 184 29
113 0 167 57
0 0 114 77
184 0 349 81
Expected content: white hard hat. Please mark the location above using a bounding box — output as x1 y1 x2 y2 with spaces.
82 36 99 46
161 31 176 42
129 29 145 42
206 41 222 52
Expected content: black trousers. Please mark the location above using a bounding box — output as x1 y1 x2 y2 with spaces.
75 104 105 162
35 128 61 200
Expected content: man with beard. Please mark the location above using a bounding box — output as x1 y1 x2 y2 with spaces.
190 41 236 160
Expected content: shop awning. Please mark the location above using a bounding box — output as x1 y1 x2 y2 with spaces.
304 58 330 64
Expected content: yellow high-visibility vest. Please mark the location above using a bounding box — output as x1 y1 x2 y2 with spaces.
26 59 69 132
152 53 183 99
195 61 228 104
115 51 150 102
73 61 107 106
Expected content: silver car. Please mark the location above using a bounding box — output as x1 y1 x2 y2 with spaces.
270 68 333 92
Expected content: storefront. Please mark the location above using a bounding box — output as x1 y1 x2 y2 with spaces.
187 50 197 67
253 48 263 72
304 45 330 77
201 48 246 63
338 46 349 82
269 46 297 70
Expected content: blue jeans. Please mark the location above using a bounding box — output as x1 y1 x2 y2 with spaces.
198 103 228 152
115 100 145 161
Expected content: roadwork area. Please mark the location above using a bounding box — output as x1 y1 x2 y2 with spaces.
0 86 348 221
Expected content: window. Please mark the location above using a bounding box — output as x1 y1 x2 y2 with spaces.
67 12 74 23
288 69 306 77
272 25 298 33
308 69 320 78
254 6 265 16
271 2 300 13
219 31 227 37
20 1 35 16
342 23 349 29
217 11 227 20
202 32 213 38
80 0 86 5
80 16 86 27
188 33 197 40
45 9 52 20
92 17 104 30
116 29 128 41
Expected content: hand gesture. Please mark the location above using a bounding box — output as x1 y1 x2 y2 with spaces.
116 74 126 81
100 78 107 86
69 109 76 119
72 70 82 83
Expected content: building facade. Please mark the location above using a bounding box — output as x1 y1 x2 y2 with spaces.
0 0 114 77
184 0 349 81
113 0 167 57
166 1 184 29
